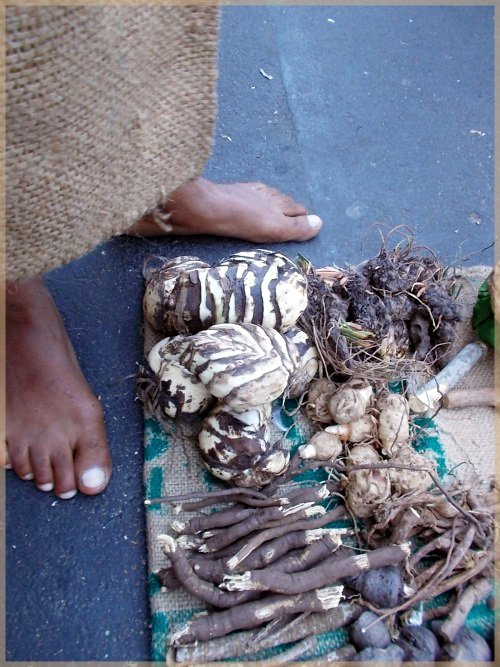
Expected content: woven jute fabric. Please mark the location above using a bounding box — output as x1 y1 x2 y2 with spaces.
432 266 495 485
6 5 219 281
142 264 495 661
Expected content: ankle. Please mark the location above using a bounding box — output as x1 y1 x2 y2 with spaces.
7 277 51 327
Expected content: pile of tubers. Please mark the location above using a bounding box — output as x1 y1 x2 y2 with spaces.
139 246 494 663
138 250 319 486
150 447 494 663
298 234 462 379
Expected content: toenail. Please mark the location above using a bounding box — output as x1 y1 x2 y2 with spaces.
58 489 77 500
307 215 322 228
38 483 54 492
81 466 107 489
4 464 13 470
22 472 34 480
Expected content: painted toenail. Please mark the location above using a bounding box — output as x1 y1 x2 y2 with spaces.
22 472 34 480
307 215 322 228
81 467 106 489
38 483 54 492
58 489 77 500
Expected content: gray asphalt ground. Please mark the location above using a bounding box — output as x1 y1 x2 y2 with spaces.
6 6 494 661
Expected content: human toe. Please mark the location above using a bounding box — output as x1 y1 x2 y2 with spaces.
285 213 323 241
7 442 34 480
51 446 78 499
74 434 111 496
281 200 308 217
28 446 55 492
2 445 12 469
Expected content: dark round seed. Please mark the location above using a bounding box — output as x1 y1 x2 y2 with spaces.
350 611 391 650
396 625 440 661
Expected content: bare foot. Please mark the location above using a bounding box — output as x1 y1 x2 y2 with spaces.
128 178 323 242
4 278 111 498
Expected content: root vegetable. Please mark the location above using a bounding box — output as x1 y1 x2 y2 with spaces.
201 505 286 553
217 249 309 332
173 604 361 662
143 256 210 333
197 403 289 487
438 577 492 643
220 533 343 593
144 250 308 335
268 532 343 574
325 415 376 442
203 441 290 488
345 445 390 518
346 468 391 518
305 378 337 423
328 380 373 424
350 611 391 650
144 486 269 507
396 625 440 662
185 323 296 410
227 506 347 570
282 481 334 506
284 327 319 397
170 586 344 644
192 529 335 583
138 336 213 419
346 565 403 608
222 543 411 595
347 443 380 466
172 506 256 535
377 394 410 454
158 535 255 609
299 431 343 461
438 627 492 662
388 447 434 495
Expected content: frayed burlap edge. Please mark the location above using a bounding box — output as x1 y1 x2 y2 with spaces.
7 5 219 281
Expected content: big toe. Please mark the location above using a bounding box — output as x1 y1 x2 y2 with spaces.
284 214 323 241
74 436 112 496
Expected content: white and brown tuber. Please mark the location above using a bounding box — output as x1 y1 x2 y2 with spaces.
143 249 308 335
198 403 289 487
138 336 213 419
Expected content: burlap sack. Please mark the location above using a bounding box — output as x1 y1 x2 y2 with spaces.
431 266 495 485
6 5 219 281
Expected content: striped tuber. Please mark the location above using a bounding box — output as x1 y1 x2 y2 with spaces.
143 249 308 335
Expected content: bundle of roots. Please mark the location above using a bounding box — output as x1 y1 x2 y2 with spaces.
298 231 462 381
149 443 494 664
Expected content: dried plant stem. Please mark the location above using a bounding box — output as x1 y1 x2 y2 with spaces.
145 486 269 506
439 577 492 643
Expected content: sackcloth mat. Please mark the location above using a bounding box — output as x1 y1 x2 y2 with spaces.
6 5 219 281
142 264 495 663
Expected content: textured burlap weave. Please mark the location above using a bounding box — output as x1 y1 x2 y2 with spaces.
6 5 219 281
142 265 495 661
431 266 495 484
